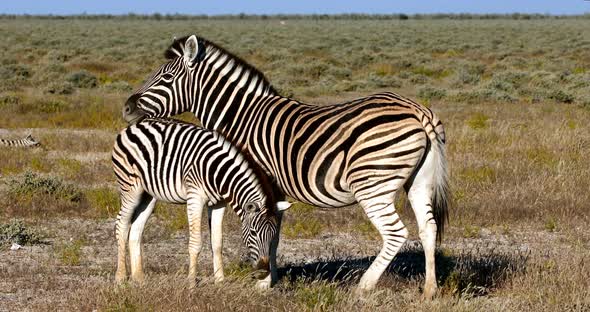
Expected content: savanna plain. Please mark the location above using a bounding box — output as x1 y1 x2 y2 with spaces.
0 17 589 311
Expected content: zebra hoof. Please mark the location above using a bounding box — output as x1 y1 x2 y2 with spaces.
353 285 374 298
115 274 127 284
421 285 438 300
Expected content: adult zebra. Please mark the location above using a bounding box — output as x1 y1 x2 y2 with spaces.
0 134 40 148
112 118 290 288
123 35 450 298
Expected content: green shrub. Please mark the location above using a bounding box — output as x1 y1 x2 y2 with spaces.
548 90 574 104
67 70 98 88
0 94 20 107
418 86 447 101
466 112 489 130
8 171 83 202
544 217 557 232
354 219 379 240
463 225 481 238
155 203 188 234
0 219 42 245
85 187 120 218
0 64 31 79
104 80 133 92
282 201 323 239
282 217 323 239
454 70 481 85
45 81 75 95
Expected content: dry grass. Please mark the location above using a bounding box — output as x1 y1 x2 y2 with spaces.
0 17 589 311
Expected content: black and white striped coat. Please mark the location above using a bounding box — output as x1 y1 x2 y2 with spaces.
0 134 40 147
123 35 450 297
112 118 289 287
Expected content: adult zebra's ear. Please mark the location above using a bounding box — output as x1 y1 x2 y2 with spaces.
276 201 292 212
183 35 202 64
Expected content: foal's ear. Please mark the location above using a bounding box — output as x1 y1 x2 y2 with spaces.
183 35 202 64
276 201 292 212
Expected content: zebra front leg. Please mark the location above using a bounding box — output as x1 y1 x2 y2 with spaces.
208 204 226 283
128 194 157 283
115 187 144 283
186 193 207 285
357 201 408 294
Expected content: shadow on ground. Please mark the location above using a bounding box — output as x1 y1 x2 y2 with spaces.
278 245 529 296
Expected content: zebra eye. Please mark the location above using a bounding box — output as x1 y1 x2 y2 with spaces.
245 202 260 213
161 73 175 81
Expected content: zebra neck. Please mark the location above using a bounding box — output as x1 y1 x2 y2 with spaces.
193 49 277 134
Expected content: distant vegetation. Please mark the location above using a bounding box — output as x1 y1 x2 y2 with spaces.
1 13 589 20
0 17 588 130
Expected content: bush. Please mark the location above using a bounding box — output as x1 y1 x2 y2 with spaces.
0 64 31 79
66 70 98 88
104 80 133 92
8 171 83 202
418 86 447 101
548 90 574 104
45 81 75 95
0 219 42 245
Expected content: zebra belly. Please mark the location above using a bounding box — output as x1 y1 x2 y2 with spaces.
277 151 356 208
141 173 189 204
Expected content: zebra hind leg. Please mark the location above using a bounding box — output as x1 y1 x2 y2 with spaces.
127 193 157 283
186 192 208 286
406 148 439 299
115 187 145 283
356 199 408 294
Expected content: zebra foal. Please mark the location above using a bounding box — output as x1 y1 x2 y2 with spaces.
0 134 40 148
112 118 290 287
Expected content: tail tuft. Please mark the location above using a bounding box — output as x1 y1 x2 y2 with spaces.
431 135 450 244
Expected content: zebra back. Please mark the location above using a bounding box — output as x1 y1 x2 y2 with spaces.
112 118 273 218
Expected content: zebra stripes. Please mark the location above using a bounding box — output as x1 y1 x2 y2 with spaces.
124 35 450 298
112 118 289 287
0 134 40 148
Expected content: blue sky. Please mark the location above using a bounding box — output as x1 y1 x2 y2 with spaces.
2 0 589 15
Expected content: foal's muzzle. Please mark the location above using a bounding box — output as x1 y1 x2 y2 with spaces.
253 256 270 279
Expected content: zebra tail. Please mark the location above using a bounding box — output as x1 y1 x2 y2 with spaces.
431 134 450 244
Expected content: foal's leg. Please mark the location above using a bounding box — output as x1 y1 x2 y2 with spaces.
208 204 226 283
128 194 157 283
186 192 208 285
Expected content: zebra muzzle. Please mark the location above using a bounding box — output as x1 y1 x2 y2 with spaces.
253 257 270 279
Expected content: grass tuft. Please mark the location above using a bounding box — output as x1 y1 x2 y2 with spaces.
0 219 43 245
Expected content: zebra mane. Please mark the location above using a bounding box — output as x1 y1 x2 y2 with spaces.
164 35 277 95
